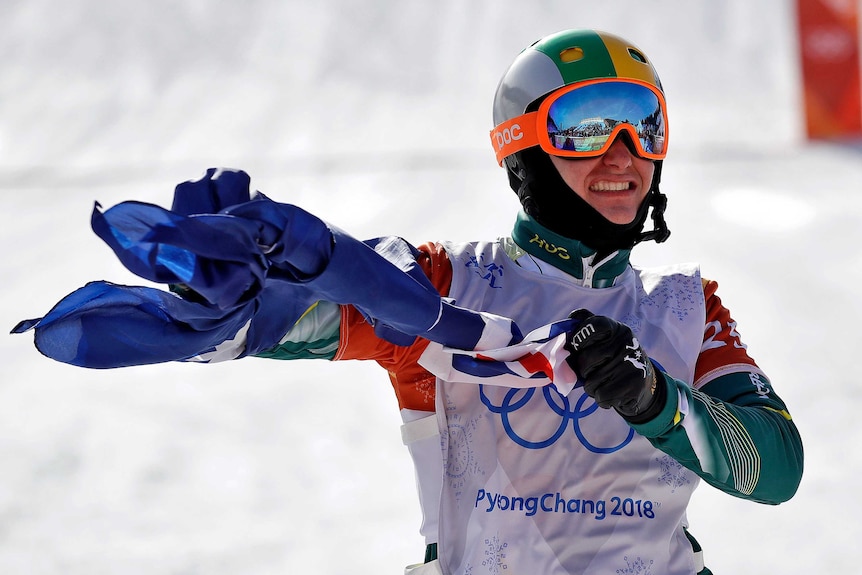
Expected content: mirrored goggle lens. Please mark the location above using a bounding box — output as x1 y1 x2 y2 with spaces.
542 81 666 158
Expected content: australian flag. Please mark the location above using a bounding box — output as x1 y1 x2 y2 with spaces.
12 168 521 369
419 317 582 396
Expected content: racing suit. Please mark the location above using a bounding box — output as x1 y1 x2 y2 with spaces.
261 211 803 575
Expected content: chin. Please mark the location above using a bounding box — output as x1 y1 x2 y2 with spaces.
602 212 639 225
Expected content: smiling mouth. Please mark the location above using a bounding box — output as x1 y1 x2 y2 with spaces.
589 181 633 192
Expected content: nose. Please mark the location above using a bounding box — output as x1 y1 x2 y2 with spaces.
602 135 635 169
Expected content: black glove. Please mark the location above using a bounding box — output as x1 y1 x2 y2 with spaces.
564 309 665 422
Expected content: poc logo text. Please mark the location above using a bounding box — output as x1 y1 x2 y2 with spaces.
493 124 523 151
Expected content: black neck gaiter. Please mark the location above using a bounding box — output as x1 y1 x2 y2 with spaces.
515 147 653 257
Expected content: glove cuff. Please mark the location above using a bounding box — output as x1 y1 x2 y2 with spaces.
618 366 668 424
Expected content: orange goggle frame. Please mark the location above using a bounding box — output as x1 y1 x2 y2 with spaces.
490 78 668 165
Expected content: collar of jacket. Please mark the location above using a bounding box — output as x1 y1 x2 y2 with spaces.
510 210 631 288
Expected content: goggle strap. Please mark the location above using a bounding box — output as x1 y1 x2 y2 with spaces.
490 112 540 165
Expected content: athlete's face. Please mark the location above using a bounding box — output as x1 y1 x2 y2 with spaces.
548 136 656 225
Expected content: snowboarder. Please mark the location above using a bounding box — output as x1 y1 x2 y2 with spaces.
14 29 803 575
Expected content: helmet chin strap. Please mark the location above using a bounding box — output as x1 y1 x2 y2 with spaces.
635 160 671 245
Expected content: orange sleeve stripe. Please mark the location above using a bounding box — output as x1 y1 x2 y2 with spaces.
334 241 453 412
693 277 760 388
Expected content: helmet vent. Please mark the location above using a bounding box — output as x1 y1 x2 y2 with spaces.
559 47 585 63
627 48 647 63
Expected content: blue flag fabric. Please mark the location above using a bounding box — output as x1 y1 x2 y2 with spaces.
90 201 269 310
12 168 520 369
12 281 261 368
12 169 324 367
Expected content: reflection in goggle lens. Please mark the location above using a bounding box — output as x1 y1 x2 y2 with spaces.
546 82 665 155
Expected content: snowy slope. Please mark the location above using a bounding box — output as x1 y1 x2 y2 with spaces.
1 1 859 573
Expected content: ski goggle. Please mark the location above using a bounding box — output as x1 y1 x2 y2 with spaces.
490 78 668 165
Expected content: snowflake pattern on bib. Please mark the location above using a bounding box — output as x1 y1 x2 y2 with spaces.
637 270 700 322
656 454 692 493
617 555 654 575
482 534 509 574
442 398 486 506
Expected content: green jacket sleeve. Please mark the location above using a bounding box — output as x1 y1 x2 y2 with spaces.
629 370 803 504
253 300 341 361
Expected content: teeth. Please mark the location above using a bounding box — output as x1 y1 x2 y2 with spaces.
590 181 631 191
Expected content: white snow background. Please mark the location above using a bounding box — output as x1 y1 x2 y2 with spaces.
1 1 860 573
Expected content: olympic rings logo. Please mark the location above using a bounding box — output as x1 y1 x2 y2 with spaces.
479 384 634 453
